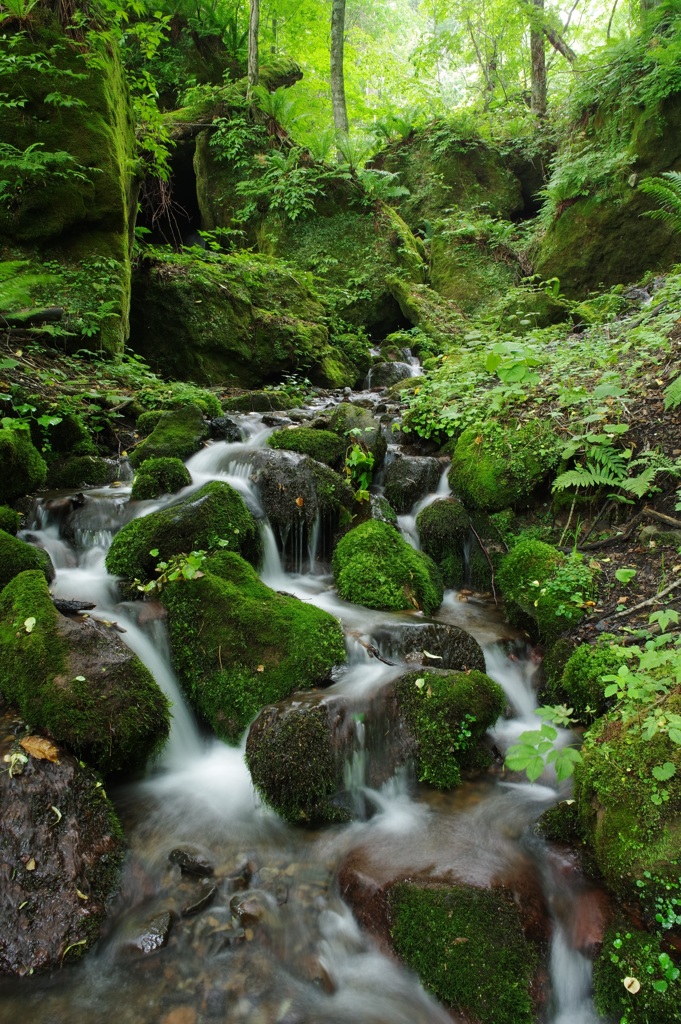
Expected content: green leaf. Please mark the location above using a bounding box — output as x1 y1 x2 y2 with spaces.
652 762 676 782
615 568 637 584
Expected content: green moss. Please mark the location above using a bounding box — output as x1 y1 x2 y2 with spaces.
430 220 519 316
558 642 625 723
106 480 261 583
0 571 170 775
0 29 137 354
135 410 164 436
535 801 582 844
332 520 443 614
246 703 345 824
129 250 331 388
46 455 112 489
575 694 681 897
223 390 301 412
130 457 191 501
448 420 561 512
40 413 96 457
161 551 346 742
388 882 537 1024
394 670 505 788
267 427 346 468
0 531 53 593
0 506 21 535
593 925 680 1024
496 539 597 643
0 427 47 503
416 498 470 587
128 403 206 468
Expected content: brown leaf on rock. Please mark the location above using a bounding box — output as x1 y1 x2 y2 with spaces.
20 736 60 762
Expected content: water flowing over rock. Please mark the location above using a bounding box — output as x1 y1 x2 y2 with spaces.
383 455 442 513
370 621 485 672
0 726 124 976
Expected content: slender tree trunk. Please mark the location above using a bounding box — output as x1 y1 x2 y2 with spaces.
248 0 260 96
530 0 547 117
330 0 349 143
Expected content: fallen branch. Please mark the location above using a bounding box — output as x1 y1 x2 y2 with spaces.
563 512 643 552
469 522 499 607
643 506 681 531
610 577 681 619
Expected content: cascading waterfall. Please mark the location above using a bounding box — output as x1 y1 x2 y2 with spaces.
0 401 606 1024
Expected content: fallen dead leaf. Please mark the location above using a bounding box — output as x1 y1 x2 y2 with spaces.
20 736 59 762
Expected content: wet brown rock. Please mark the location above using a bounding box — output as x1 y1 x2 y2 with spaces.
168 847 214 877
182 881 218 916
131 911 172 954
229 889 276 926
0 735 124 976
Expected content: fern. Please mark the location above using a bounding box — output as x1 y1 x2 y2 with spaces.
639 171 681 232
664 374 681 410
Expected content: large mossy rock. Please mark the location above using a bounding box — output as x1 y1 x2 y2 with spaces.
382 455 441 513
0 531 54 594
246 684 414 824
232 448 353 563
161 551 346 743
0 27 136 355
128 403 207 468
387 882 538 1024
448 420 561 512
0 427 47 504
0 572 170 775
496 539 597 643
0 730 124 976
332 520 443 614
267 426 346 470
575 694 681 899
374 121 524 230
45 455 116 489
430 218 521 316
535 91 681 295
129 249 334 387
105 480 261 582
130 456 192 501
0 506 21 535
547 641 625 724
394 669 505 788
416 497 470 588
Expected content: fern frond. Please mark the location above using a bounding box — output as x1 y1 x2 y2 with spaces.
552 467 620 491
639 172 681 230
664 374 681 410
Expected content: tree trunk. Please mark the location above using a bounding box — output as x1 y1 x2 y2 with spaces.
530 0 547 118
248 0 260 96
330 0 349 143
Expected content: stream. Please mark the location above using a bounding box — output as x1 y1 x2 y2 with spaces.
0 386 605 1024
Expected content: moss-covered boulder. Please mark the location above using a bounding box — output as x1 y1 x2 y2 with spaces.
129 249 335 388
593 924 681 1024
388 882 538 1024
394 669 505 788
0 427 47 503
369 493 398 526
161 550 346 742
246 685 413 824
387 277 467 348
222 390 301 413
128 404 206 468
106 480 260 583
267 426 346 469
374 120 524 230
0 571 170 774
416 498 470 588
236 449 353 564
0 532 54 594
552 641 625 723
130 457 191 501
0 27 137 355
449 421 561 512
575 693 681 898
0 731 124 976
327 403 387 465
496 539 597 643
0 506 21 535
135 409 165 436
45 455 115 489
429 217 521 317
43 413 96 457
332 520 443 614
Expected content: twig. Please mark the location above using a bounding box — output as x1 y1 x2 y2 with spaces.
558 493 577 548
578 500 614 546
610 578 681 619
563 511 643 552
643 506 681 530
469 523 499 607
